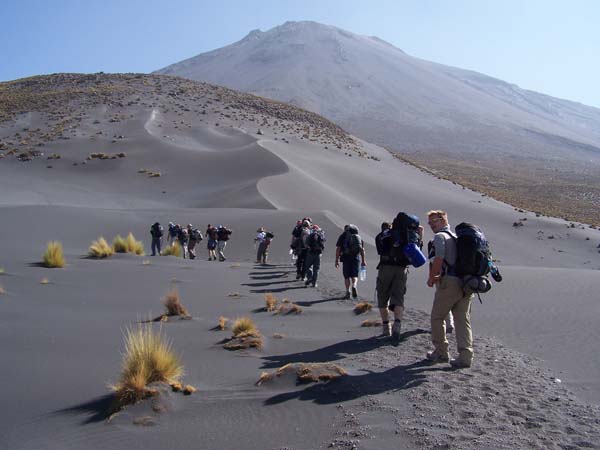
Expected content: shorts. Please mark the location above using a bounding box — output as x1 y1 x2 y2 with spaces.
376 264 407 309
342 256 360 279
207 239 217 250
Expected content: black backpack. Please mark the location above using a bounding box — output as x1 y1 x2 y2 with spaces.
151 222 163 238
265 231 274 239
453 223 491 278
392 212 421 247
191 229 203 241
342 229 362 256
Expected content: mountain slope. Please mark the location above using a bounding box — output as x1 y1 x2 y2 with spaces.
156 21 600 226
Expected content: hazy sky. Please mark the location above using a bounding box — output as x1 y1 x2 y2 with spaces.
2 0 599 107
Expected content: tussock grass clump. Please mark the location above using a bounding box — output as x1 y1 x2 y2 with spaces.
276 302 303 315
161 242 181 257
113 233 145 255
265 293 278 312
112 234 128 253
224 317 263 350
89 237 114 258
361 319 382 327
112 323 183 407
232 317 258 337
353 301 373 315
163 290 189 317
183 385 196 395
42 241 65 268
125 233 145 255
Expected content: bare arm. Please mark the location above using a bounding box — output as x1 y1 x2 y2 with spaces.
335 247 341 268
428 256 444 287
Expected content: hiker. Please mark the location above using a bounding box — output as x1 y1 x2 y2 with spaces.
150 222 164 256
254 227 273 264
177 225 189 259
167 222 177 246
292 219 311 280
304 224 325 287
426 210 474 368
187 224 203 260
335 224 366 299
216 225 232 261
205 224 218 261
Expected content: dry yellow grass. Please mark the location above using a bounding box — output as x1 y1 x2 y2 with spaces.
353 301 373 315
42 241 65 268
88 237 114 258
0 267 5 275
265 293 278 312
161 242 181 257
170 382 183 392
125 232 145 255
256 363 347 386
183 385 196 395
218 316 229 330
227 292 241 298
276 302 303 315
112 235 128 253
272 333 286 339
0 285 5 295
142 260 151 266
40 277 49 285
255 371 273 386
163 290 189 317
232 317 258 337
112 323 183 406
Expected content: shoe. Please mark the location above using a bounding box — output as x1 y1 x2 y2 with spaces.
426 351 450 364
296 274 302 280
311 283 317 288
351 287 358 299
305 280 311 287
343 291 351 300
381 321 391 337
391 320 402 342
449 358 472 369
446 326 454 334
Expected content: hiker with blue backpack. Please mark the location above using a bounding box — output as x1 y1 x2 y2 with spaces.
425 210 502 369
335 224 366 299
375 215 425 342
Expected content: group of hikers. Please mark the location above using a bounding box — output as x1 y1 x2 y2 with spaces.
150 222 232 261
288 210 501 369
149 210 501 370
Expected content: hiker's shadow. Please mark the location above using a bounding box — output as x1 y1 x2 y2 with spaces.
264 360 449 405
250 273 291 280
295 295 346 307
250 286 307 294
242 280 292 287
261 336 387 368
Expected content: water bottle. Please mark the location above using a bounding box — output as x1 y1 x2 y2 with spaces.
290 248 297 262
359 265 367 281
403 243 427 268
488 261 503 282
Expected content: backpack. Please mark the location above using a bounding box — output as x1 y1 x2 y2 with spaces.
191 229 203 241
392 212 421 247
453 223 491 278
342 230 362 256
265 231 274 239
308 231 325 253
292 226 302 239
151 222 163 238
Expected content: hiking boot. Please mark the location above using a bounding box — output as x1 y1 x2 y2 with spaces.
305 280 311 287
426 351 450 364
351 287 358 299
311 283 318 288
446 325 454 334
343 291 351 300
381 321 391 337
391 320 402 342
450 358 472 369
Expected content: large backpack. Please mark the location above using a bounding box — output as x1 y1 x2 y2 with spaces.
308 231 325 254
392 212 421 247
453 223 491 278
191 229 203 241
342 229 362 256
151 222 163 238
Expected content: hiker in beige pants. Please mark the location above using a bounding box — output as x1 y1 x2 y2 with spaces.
426 210 474 368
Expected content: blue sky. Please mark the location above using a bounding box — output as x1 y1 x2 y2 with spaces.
2 0 599 107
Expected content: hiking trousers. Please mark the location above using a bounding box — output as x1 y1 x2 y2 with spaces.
188 240 197 259
151 237 162 256
296 249 308 276
431 276 473 363
217 240 227 260
304 252 321 285
256 241 269 264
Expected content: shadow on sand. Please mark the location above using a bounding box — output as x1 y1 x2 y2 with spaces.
54 394 115 424
264 360 451 405
295 295 347 307
261 333 427 369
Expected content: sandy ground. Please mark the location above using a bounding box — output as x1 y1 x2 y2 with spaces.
1 74 599 449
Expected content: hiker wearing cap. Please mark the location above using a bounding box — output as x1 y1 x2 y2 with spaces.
304 224 325 287
255 227 273 264
177 225 189 259
216 225 232 261
187 224 202 260
335 224 366 299
426 210 474 368
294 219 312 280
167 222 177 246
